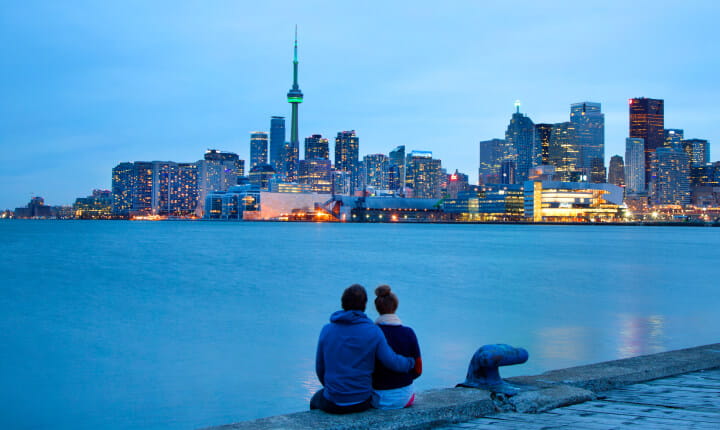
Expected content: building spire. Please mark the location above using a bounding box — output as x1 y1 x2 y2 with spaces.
514 100 521 114
292 25 299 88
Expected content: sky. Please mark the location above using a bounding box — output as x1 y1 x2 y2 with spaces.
2 0 720 208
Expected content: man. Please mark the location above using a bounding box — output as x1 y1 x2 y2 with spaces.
311 284 416 414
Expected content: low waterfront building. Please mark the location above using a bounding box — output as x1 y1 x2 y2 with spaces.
204 185 261 220
14 196 53 218
73 190 113 219
442 184 524 221
257 191 330 220
342 196 442 222
523 181 623 222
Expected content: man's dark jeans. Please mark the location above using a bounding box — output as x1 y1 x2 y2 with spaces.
310 389 372 414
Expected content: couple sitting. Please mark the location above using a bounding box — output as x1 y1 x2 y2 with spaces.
311 284 422 414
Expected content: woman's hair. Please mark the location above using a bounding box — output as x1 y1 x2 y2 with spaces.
374 284 399 315
342 284 367 311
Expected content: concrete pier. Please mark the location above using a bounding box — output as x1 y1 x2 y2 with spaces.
200 343 720 430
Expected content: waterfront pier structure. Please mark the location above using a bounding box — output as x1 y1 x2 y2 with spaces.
202 343 720 430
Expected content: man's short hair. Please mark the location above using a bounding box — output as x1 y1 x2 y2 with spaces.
341 284 367 311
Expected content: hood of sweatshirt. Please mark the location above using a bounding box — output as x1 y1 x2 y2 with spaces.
329 309 371 325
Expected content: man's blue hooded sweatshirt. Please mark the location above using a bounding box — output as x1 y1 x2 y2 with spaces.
316 310 415 405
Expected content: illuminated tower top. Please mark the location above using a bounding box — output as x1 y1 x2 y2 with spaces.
287 26 303 105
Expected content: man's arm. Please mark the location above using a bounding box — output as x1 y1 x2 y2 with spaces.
375 329 414 373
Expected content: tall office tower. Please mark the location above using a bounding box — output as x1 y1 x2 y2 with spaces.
499 160 516 185
570 102 605 182
625 138 646 194
269 116 286 174
335 130 359 189
650 147 690 206
505 102 538 183
549 122 581 181
607 155 625 187
133 161 154 215
197 150 243 216
284 27 304 182
250 132 269 169
283 140 299 182
446 170 470 198
405 151 443 198
682 138 710 167
305 134 329 160
151 161 199 216
111 162 134 216
173 163 199 215
298 158 332 193
248 164 276 190
362 154 389 189
478 138 509 184
389 145 406 193
535 123 553 165
590 158 606 183
664 129 684 150
629 97 664 188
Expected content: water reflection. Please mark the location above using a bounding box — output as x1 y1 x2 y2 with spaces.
617 314 666 358
535 326 592 361
299 370 321 402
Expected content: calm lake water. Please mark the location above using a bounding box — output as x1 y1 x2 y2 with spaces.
1 220 719 429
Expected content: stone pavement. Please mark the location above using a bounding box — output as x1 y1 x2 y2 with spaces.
439 368 720 429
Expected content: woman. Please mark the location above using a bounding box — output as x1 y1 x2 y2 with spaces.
372 285 422 409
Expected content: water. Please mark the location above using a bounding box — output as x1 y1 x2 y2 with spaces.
1 221 719 429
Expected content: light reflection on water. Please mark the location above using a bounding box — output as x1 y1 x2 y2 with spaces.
618 314 666 358
1 221 719 430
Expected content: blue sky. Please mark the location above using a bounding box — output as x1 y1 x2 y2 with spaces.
2 0 719 208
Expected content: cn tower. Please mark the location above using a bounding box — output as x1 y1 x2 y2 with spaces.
286 26 303 180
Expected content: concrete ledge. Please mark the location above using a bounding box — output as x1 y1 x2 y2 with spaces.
201 343 720 430
508 343 720 392
203 388 495 430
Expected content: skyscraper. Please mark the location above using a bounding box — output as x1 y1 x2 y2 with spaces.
335 130 359 189
269 116 286 173
650 147 690 206
111 162 134 216
298 158 332 193
405 151 443 199
570 102 605 182
250 132 268 169
682 138 710 167
607 155 625 187
535 124 553 165
388 145 406 193
505 102 538 183
361 154 389 189
629 97 664 187
111 161 198 217
664 129 684 150
197 150 243 215
305 134 329 160
549 122 580 181
285 27 304 183
625 137 646 194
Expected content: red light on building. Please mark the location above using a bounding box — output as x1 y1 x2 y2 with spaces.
628 99 633 105
450 174 458 181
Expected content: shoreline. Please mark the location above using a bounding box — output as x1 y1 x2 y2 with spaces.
3 218 720 227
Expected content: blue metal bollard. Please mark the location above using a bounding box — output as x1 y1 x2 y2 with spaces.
457 344 529 395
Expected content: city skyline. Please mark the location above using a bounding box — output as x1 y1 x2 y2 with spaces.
3 1 720 208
